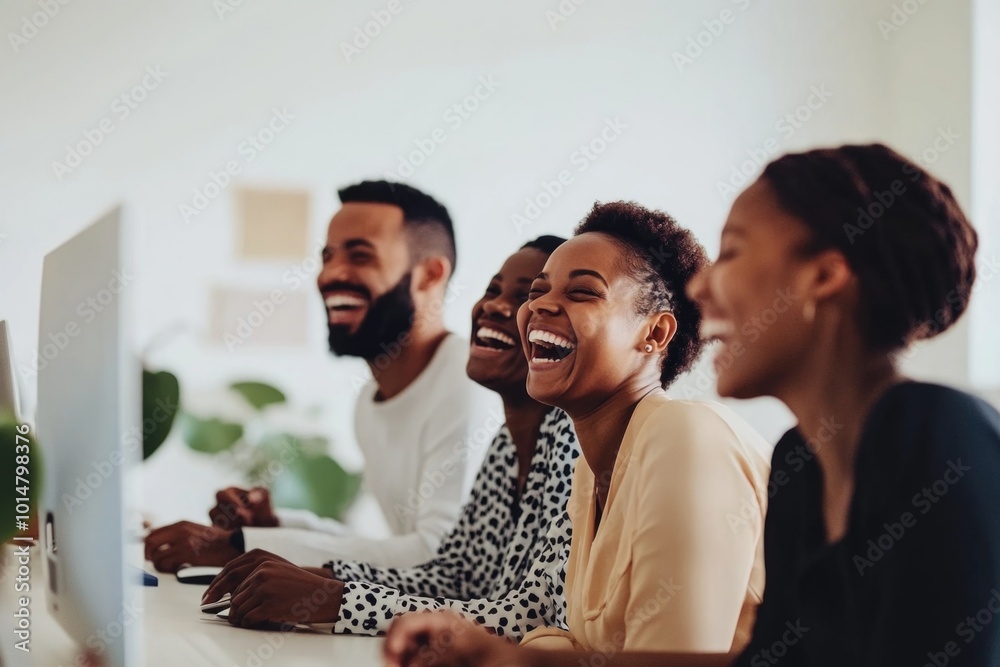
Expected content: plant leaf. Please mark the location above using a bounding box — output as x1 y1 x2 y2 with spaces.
142 368 180 460
229 381 286 411
270 454 362 520
256 432 306 460
181 413 244 454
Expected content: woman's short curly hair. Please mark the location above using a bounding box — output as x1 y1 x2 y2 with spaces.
762 143 978 350
575 201 710 388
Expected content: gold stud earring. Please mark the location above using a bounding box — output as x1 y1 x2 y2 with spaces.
803 300 816 323
644 344 654 353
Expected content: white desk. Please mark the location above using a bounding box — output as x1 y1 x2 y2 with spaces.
0 545 383 666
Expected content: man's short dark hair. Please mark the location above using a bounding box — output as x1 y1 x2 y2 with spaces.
338 180 457 275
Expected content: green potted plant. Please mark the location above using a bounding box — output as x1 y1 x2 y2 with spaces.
144 375 361 521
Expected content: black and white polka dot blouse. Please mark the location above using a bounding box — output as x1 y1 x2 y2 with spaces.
323 407 579 639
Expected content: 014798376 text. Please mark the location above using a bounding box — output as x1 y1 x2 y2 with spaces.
12 422 34 653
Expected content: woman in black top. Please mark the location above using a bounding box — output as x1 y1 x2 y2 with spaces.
381 143 1000 667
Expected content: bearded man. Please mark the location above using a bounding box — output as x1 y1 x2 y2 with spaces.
146 181 496 571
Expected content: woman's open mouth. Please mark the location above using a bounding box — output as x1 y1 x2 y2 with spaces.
472 326 518 355
699 319 739 369
527 329 576 364
699 319 735 342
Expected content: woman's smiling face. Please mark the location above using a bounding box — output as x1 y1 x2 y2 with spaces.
467 247 549 393
516 233 655 410
686 178 823 399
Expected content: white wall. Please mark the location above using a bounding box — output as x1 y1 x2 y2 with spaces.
970 0 1000 387
1 0 994 523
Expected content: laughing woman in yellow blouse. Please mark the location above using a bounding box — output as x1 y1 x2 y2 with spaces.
385 201 773 664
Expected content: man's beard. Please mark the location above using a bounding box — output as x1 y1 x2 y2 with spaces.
325 273 416 361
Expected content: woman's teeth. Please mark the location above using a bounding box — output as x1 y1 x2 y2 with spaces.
528 330 575 349
475 327 516 348
699 319 736 341
527 329 576 362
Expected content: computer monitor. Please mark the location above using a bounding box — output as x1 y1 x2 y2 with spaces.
0 321 20 419
36 208 141 667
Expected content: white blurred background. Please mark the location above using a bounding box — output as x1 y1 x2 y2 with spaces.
1 0 997 528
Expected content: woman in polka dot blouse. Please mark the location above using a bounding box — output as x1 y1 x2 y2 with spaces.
202 236 582 640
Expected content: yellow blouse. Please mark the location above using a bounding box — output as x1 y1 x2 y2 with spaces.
521 391 772 654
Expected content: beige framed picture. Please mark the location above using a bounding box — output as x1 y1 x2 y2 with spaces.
236 187 310 260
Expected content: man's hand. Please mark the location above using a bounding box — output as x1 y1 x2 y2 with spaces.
226 561 345 629
383 610 521 667
203 548 296 603
209 487 279 530
144 521 240 572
